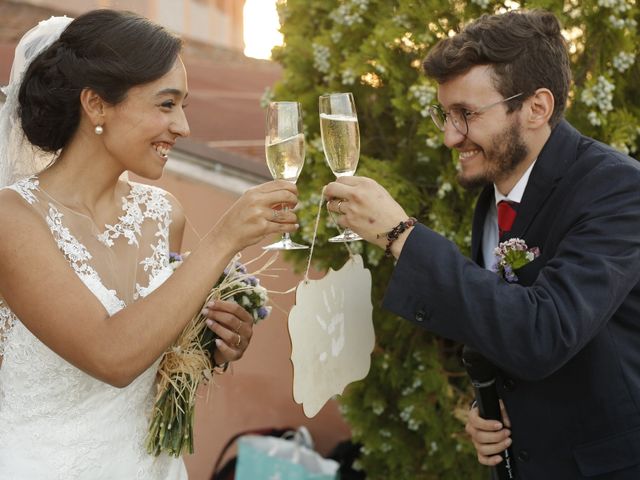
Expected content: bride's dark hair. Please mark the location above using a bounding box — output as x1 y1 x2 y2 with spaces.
18 9 183 152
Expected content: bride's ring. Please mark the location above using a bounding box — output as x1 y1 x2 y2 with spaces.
337 199 345 215
271 209 280 221
235 333 241 347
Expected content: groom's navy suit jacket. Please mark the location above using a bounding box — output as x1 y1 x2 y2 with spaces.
383 120 640 479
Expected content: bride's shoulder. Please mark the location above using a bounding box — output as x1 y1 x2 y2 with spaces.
0 183 49 246
0 179 39 211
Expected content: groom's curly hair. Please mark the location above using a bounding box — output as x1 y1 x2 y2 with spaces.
422 10 572 128
19 9 183 152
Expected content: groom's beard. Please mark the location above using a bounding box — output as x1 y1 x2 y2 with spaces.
457 121 530 190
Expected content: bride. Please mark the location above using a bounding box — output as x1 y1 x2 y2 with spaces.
0 10 299 479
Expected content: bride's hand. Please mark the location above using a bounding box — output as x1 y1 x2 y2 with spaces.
214 180 300 250
202 300 254 365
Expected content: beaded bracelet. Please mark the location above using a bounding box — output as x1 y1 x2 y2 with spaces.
384 217 417 257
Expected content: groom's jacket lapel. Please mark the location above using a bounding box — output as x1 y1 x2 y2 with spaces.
471 186 493 266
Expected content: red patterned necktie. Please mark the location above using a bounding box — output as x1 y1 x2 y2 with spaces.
497 200 518 240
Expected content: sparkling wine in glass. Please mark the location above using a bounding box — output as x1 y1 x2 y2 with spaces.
319 92 362 242
263 101 308 250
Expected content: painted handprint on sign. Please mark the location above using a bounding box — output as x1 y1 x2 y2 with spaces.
289 254 375 417
315 285 345 363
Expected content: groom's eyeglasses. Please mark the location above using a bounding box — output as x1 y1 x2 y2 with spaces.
428 92 524 136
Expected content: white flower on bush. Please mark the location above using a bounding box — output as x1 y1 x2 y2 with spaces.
608 14 636 29
309 136 324 152
587 111 602 127
426 136 442 149
437 181 452 199
366 247 381 267
400 404 422 431
417 152 431 164
581 76 615 116
608 14 625 28
393 13 410 29
598 0 632 13
407 418 421 431
374 62 387 75
330 0 369 27
341 68 356 85
472 0 491 8
380 442 392 452
410 84 437 118
372 402 385 415
611 141 630 154
409 84 436 107
312 43 330 73
612 51 636 72
400 404 414 421
402 385 416 396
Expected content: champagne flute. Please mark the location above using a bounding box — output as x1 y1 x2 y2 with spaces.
319 92 362 242
263 101 308 251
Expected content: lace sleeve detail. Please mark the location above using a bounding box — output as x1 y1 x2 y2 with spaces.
0 302 17 356
5 175 39 204
134 184 173 299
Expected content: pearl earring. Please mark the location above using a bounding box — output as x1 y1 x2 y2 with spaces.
94 125 104 135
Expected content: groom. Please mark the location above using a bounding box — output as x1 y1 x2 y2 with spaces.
324 9 640 479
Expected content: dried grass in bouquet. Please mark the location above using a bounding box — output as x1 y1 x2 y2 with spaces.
145 252 273 457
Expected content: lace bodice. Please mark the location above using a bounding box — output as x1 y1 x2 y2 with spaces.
0 176 187 479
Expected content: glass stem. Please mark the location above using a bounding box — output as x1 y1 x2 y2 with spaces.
282 203 291 242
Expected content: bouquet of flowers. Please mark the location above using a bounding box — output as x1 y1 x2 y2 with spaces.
491 238 540 283
145 252 271 457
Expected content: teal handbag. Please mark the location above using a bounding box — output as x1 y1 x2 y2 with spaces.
235 428 339 480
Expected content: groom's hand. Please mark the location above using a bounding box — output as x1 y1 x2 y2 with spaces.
465 400 512 466
324 176 410 248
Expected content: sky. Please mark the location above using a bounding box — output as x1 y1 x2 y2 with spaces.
243 0 283 59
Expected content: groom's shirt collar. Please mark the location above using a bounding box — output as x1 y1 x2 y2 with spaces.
493 160 537 205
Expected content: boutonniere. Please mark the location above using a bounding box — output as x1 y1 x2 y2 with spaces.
491 238 540 283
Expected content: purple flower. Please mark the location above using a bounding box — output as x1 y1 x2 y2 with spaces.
492 238 540 283
257 306 270 319
169 252 183 263
504 264 518 283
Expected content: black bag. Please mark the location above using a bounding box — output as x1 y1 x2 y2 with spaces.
327 440 366 480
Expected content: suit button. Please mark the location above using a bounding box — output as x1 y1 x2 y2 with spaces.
517 450 529 462
503 378 516 392
415 310 425 322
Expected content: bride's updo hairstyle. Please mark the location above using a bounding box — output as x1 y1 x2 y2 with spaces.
18 9 182 152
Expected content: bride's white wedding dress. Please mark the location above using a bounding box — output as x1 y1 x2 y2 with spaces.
0 176 188 479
